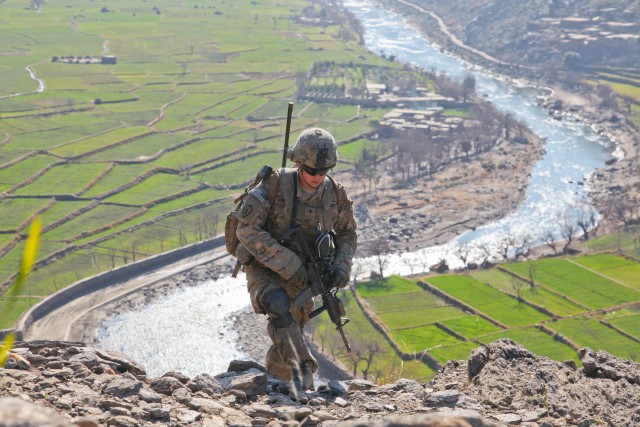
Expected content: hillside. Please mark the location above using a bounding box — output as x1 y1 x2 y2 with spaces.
1 339 639 426
382 0 639 73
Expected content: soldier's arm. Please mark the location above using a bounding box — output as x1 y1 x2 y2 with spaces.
332 185 357 276
235 180 303 280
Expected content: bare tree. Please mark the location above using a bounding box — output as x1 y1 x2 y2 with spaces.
499 236 515 261
356 146 382 192
511 276 526 308
499 113 514 140
607 195 633 227
401 256 418 275
513 234 531 260
454 242 471 269
596 84 619 111
528 264 537 293
560 219 578 254
576 207 597 240
460 140 472 160
462 74 476 104
478 243 493 268
360 339 383 380
543 230 559 256
364 237 391 279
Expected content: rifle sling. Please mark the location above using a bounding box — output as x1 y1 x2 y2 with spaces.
290 170 298 230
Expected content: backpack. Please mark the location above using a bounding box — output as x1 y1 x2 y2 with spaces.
224 164 277 258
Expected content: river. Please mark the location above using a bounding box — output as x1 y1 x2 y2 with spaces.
96 0 615 377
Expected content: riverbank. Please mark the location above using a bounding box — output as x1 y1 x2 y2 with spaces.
542 86 639 234
340 129 546 253
379 0 639 235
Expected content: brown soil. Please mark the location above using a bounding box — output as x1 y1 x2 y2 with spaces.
338 131 546 253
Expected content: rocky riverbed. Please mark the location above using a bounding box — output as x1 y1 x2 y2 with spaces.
2 339 639 426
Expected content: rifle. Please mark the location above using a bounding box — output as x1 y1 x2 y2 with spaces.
283 226 351 352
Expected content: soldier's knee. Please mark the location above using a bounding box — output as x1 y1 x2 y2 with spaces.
263 288 293 328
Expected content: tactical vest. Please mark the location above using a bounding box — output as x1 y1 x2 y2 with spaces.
266 167 343 241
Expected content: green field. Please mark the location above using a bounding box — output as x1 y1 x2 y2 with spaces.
583 224 640 258
309 290 437 382
502 258 640 310
471 268 587 317
607 314 640 340
346 252 640 379
548 317 640 361
0 0 392 313
427 275 551 327
571 253 640 290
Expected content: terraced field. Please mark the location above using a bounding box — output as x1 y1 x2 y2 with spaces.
0 0 394 327
320 253 640 381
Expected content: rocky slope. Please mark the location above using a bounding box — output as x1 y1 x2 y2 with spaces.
2 339 639 426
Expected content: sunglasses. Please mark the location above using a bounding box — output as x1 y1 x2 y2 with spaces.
301 164 332 176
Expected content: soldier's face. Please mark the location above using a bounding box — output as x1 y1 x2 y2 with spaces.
296 162 325 190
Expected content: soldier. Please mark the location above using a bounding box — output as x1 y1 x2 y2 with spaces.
234 127 357 393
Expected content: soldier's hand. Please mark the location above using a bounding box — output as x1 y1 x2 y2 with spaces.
331 269 350 289
291 264 308 288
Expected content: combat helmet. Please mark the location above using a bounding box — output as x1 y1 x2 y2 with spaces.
288 128 338 170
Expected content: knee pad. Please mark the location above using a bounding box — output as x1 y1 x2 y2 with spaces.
263 288 293 328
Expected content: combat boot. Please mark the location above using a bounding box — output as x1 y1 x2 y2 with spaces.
290 360 314 401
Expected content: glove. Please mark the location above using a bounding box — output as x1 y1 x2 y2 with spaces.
331 269 350 289
290 264 308 289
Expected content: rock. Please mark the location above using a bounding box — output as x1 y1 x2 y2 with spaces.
68 353 99 369
148 406 171 419
42 367 74 378
187 373 224 395
467 346 489 379
328 379 349 396
138 388 162 403
150 376 185 395
274 406 313 421
344 379 375 391
386 378 425 399
424 390 464 407
242 403 277 418
186 397 227 415
103 377 142 398
491 413 521 425
334 397 349 407
1 340 639 427
364 402 383 412
580 347 640 385
106 415 138 427
228 360 267 373
177 409 200 423
334 414 499 426
4 353 31 370
94 349 146 377
172 386 192 403
0 397 74 427
225 372 267 397
162 371 190 384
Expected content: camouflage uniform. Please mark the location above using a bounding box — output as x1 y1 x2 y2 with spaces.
235 128 357 382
